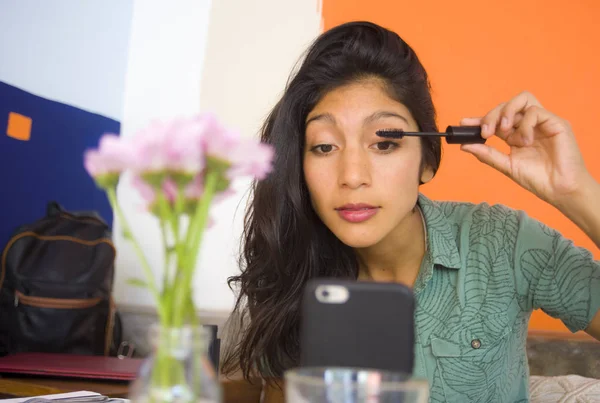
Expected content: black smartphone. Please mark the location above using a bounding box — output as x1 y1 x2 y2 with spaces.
299 278 415 374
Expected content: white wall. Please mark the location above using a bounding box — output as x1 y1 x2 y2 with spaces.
113 0 323 313
195 0 323 311
198 0 324 139
113 0 215 308
0 0 133 121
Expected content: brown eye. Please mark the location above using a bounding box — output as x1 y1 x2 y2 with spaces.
311 144 335 154
374 141 399 152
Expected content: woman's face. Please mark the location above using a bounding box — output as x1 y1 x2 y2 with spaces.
303 79 432 249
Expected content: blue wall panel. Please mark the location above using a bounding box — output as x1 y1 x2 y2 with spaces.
0 81 118 248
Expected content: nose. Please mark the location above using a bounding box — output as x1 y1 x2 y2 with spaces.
338 146 371 189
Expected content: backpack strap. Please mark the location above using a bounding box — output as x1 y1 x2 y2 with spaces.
104 296 117 356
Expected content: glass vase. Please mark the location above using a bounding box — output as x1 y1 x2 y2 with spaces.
128 324 222 403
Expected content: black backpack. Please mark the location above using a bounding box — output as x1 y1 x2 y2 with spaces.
0 202 122 356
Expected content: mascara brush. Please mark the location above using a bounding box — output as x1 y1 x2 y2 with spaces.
376 125 486 144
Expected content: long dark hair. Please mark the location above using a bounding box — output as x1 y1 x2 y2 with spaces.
221 21 441 381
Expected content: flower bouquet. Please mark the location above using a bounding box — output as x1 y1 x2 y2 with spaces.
84 113 274 403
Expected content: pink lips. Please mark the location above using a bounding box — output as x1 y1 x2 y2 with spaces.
335 203 380 223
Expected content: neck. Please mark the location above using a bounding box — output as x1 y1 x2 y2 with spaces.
355 205 426 287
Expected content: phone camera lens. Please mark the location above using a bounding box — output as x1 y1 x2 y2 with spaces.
321 289 330 298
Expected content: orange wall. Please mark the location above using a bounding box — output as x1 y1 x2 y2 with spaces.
322 0 600 333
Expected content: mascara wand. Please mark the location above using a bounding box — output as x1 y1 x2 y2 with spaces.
376 125 486 144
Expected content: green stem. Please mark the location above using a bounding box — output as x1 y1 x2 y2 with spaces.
172 172 219 326
157 193 178 250
107 187 167 323
158 218 172 326
157 194 176 325
171 187 187 281
183 173 218 269
151 329 175 400
159 189 179 241
150 327 191 401
157 186 189 323
174 184 186 218
186 286 198 327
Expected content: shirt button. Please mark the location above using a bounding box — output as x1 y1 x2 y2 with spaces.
471 339 482 349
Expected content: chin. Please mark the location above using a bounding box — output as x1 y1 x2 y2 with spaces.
334 232 381 249
343 240 378 249
320 217 386 249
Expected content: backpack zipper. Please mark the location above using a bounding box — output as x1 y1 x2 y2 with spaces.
13 290 102 309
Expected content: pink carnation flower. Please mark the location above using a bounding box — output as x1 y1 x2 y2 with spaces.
84 134 135 177
201 113 275 181
227 138 275 180
132 118 205 175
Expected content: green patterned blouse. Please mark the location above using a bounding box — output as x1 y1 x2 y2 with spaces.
413 193 600 402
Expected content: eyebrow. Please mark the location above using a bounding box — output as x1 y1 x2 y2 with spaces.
364 111 409 126
305 113 335 127
305 110 409 127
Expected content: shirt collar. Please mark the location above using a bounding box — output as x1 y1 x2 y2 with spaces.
414 193 462 292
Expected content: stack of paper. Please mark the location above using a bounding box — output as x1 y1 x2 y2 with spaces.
0 391 129 403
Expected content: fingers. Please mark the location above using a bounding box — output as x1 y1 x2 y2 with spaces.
460 143 511 177
503 112 530 147
479 102 506 139
514 107 540 146
460 91 562 149
500 91 542 129
480 91 542 140
514 105 560 145
512 112 524 128
460 117 482 126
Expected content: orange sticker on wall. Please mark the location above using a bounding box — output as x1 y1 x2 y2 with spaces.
6 112 32 141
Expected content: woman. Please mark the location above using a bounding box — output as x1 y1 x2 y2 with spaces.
221 21 600 402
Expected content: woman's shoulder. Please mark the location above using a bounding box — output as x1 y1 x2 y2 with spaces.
422 194 569 255
419 193 522 228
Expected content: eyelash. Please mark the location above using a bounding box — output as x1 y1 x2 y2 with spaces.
310 144 335 155
309 141 400 155
373 141 400 153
